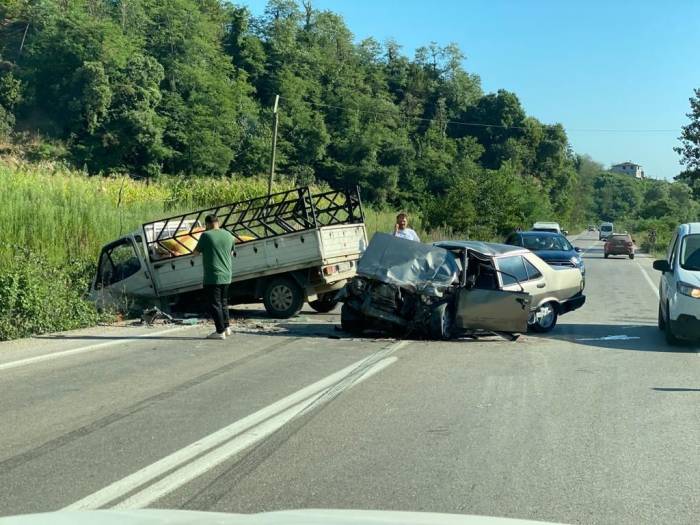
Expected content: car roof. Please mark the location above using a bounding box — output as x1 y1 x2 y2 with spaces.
533 221 560 227
434 240 529 257
682 223 700 235
516 230 564 238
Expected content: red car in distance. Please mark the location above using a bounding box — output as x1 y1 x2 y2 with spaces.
604 233 635 259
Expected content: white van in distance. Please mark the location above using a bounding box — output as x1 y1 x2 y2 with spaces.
599 222 614 240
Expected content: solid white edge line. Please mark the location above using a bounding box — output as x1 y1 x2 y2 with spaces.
0 324 199 373
63 341 405 510
113 356 398 509
635 262 660 299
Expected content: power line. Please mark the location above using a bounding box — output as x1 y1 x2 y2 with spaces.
278 95 680 134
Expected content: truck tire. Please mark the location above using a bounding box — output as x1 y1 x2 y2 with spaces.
263 277 304 318
309 293 339 313
429 302 453 340
340 303 364 334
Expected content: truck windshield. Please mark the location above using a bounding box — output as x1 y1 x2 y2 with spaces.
680 234 700 271
96 239 141 288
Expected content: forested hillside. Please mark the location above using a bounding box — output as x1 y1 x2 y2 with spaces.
0 0 586 238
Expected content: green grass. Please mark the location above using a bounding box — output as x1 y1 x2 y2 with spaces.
0 161 300 265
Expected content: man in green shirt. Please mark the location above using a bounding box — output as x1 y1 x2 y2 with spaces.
194 214 235 340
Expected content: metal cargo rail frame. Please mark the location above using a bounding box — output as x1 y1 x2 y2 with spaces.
143 186 364 261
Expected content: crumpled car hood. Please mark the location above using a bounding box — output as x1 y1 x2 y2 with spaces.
357 233 459 296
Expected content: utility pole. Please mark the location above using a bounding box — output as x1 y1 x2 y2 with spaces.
268 94 280 195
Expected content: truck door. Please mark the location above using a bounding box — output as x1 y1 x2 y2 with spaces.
92 237 154 309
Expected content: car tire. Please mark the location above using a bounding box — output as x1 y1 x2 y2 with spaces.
629 253 635 259
529 302 558 333
657 303 665 330
309 292 339 313
263 277 304 318
664 304 680 346
340 303 364 334
429 302 453 340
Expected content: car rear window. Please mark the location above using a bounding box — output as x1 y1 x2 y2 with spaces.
610 235 630 241
680 234 700 270
521 234 572 251
601 225 613 231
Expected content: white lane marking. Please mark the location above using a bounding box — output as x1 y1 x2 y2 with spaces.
64 341 406 510
114 356 398 509
0 325 198 373
576 335 641 341
636 262 660 299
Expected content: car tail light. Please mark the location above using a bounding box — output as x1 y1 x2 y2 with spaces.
323 265 338 276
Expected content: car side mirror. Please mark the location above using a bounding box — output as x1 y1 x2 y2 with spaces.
574 247 582 253
562 230 569 236
653 260 671 272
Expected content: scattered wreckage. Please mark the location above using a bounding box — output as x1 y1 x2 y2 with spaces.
339 233 586 339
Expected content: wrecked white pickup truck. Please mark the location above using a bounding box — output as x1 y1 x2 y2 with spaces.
339 234 585 339
89 187 367 318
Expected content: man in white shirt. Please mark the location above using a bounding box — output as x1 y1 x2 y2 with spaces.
393 212 420 242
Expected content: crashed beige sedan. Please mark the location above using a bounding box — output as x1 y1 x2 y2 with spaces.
435 241 586 333
340 234 585 340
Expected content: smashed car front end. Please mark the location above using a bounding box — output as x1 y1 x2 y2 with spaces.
340 233 460 336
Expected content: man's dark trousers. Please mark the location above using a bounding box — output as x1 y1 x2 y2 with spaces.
205 284 230 334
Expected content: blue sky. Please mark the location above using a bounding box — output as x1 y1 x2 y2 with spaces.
241 0 700 180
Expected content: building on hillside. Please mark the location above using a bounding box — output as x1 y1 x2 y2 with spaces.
611 162 645 179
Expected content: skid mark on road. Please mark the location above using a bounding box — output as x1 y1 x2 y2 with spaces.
0 338 300 474
64 340 406 510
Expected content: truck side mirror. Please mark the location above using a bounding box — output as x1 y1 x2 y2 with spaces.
653 260 670 272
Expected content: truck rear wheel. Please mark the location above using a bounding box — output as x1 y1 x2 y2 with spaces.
309 292 339 313
263 277 304 318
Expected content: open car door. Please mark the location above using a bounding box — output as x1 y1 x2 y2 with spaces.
454 288 531 333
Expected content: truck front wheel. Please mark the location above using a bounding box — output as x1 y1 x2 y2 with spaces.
309 292 339 313
263 277 304 318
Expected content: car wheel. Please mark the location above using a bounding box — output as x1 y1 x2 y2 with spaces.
629 253 635 259
309 292 339 313
263 277 304 318
664 303 680 345
529 302 558 333
657 303 665 330
340 303 364 334
429 302 453 340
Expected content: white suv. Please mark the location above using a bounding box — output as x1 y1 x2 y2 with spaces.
654 223 700 344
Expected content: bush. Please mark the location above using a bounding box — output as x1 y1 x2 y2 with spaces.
0 249 104 341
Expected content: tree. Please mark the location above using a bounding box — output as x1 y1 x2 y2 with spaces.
675 88 700 176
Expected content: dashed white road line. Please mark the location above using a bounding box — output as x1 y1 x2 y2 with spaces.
64 340 406 510
0 324 198 373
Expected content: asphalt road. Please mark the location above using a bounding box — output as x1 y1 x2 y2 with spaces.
0 231 698 524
